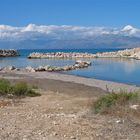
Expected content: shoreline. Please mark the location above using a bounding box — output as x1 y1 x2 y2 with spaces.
1 71 139 92
60 72 140 87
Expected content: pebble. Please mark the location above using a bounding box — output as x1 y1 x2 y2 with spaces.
116 119 124 124
53 121 59 125
53 132 58 136
70 136 76 139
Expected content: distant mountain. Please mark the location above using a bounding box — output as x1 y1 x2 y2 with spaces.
0 24 140 49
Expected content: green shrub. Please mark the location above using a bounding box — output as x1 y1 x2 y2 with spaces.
0 79 40 98
13 82 28 96
24 89 40 97
0 79 11 95
94 92 138 113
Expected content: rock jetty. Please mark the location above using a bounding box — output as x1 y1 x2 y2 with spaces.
28 47 140 60
28 52 96 59
0 49 19 57
0 60 91 72
95 47 140 59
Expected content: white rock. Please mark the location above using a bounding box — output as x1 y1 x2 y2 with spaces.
4 66 15 71
130 104 139 110
70 136 76 139
116 120 121 123
25 66 35 72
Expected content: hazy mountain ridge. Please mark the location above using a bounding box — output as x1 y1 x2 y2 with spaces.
0 24 140 49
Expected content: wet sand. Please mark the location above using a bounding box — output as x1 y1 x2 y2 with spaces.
0 71 139 93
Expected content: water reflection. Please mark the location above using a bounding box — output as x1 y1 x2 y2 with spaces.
64 58 140 85
0 56 140 85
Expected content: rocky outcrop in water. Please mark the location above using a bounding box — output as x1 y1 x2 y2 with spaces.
28 48 140 60
0 60 91 72
0 49 19 57
95 48 140 59
25 60 91 72
28 52 96 59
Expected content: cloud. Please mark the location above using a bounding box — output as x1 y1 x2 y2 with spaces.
121 25 140 37
0 24 139 41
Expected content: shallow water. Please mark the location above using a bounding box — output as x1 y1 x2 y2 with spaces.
0 48 140 85
63 58 140 86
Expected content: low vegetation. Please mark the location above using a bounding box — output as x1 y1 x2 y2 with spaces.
0 79 40 98
94 91 139 114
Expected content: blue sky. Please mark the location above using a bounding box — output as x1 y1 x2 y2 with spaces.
0 0 139 28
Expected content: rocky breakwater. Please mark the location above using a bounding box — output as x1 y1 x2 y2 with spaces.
25 60 91 72
0 49 19 57
28 52 96 59
0 60 91 72
28 48 140 60
95 47 140 59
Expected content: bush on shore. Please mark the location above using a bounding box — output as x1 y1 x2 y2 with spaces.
94 91 139 114
0 79 40 98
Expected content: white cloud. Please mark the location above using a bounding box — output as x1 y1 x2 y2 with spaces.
0 24 139 41
121 25 140 36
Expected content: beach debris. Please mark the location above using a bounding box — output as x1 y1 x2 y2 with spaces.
129 104 139 110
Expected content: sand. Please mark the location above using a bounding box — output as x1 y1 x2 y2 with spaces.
0 71 139 92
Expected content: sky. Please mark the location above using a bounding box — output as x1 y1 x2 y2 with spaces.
0 0 139 28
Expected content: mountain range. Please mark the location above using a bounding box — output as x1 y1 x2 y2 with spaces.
0 24 140 49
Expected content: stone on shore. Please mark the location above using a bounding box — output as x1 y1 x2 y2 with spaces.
35 66 45 72
25 66 36 72
0 60 92 73
3 66 16 71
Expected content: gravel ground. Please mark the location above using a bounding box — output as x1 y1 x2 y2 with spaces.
0 72 140 140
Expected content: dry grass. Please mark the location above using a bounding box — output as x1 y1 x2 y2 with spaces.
93 91 140 123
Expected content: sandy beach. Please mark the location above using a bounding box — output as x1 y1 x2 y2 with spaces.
0 71 139 92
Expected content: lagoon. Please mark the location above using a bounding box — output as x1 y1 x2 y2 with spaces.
0 48 140 85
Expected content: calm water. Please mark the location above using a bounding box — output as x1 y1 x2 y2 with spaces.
0 48 140 86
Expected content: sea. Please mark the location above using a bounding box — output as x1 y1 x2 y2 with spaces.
0 48 140 86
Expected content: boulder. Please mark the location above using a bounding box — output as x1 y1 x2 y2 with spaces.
3 66 16 71
25 66 36 72
44 65 50 71
63 66 72 71
35 66 45 72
